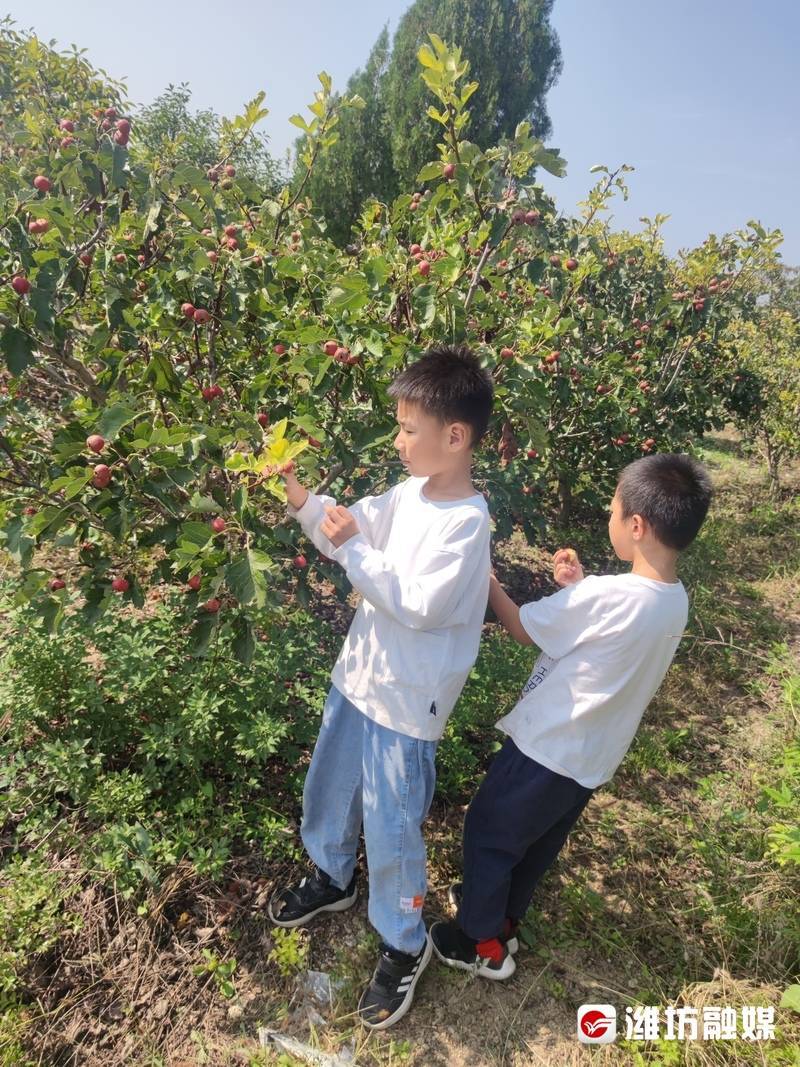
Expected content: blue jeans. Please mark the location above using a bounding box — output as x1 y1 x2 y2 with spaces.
301 685 437 954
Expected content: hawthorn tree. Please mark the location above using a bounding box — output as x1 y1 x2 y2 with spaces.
135 84 284 191
0 25 781 659
722 306 800 496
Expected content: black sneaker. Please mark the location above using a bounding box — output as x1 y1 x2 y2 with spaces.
430 919 516 980
267 866 357 928
447 882 520 954
357 935 432 1030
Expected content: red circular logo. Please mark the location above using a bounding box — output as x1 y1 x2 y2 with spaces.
579 1009 613 1039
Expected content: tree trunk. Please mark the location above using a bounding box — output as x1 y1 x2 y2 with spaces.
763 433 781 498
557 474 572 524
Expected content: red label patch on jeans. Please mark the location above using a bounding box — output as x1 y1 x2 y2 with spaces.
400 894 424 912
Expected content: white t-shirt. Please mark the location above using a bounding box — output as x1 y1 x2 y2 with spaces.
287 476 490 741
496 573 689 788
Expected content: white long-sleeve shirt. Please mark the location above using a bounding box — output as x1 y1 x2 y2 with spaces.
286 476 491 740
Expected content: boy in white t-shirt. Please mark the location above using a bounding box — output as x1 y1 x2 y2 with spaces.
431 453 713 979
267 345 494 1028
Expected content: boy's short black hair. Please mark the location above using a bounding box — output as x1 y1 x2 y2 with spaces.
617 453 713 551
387 344 494 446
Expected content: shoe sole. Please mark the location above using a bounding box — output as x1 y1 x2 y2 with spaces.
447 883 520 956
432 932 517 981
360 932 433 1031
267 886 358 928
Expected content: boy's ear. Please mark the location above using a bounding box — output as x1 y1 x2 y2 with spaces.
448 421 470 449
630 512 648 540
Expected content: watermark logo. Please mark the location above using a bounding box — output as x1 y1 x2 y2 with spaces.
576 1004 776 1043
577 1004 617 1044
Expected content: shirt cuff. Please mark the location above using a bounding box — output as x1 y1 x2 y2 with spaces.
286 491 317 520
330 531 370 570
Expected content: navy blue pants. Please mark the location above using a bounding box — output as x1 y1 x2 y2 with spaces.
457 737 595 941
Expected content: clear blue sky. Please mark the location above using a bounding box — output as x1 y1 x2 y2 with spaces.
3 0 798 261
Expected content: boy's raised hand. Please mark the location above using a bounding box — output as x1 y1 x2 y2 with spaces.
277 459 309 510
321 504 361 548
553 547 585 587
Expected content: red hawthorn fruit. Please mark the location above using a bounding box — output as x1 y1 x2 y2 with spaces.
92 464 112 488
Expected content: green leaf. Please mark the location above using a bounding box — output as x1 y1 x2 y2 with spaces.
144 351 181 395
417 161 444 182
274 256 304 279
411 283 437 328
110 143 128 189
143 200 162 240
180 521 212 547
176 198 205 229
364 255 390 289
0 325 35 375
1 517 34 566
64 469 93 500
531 144 568 178
780 985 800 1013
226 548 271 607
96 403 138 440
190 615 216 657
417 44 438 69
189 493 219 513
327 286 368 313
232 616 255 665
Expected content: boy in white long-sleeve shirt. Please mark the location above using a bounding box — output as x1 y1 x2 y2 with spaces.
268 344 494 1029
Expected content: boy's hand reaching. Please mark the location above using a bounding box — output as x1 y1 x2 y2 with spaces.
553 547 584 587
321 504 361 548
278 459 309 510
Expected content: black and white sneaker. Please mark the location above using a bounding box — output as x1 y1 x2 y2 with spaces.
430 919 516 980
357 934 432 1030
267 865 357 928
447 882 520 954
